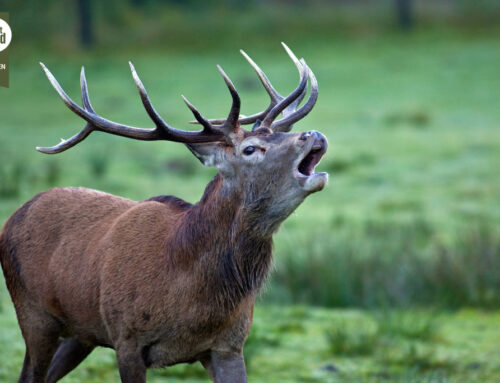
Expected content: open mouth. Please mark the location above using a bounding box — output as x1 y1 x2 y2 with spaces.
297 140 326 177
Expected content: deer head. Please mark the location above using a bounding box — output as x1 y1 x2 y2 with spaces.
38 43 327 232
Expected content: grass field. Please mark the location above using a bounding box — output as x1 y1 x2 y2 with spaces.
1 284 500 382
1 7 500 381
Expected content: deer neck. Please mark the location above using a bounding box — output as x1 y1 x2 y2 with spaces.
179 174 275 309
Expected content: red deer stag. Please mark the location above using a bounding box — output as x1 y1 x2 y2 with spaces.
0 43 327 383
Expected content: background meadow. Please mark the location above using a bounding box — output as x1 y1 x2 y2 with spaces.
0 0 499 381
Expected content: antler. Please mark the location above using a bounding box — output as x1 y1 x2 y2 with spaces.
191 43 318 133
37 62 241 154
37 45 315 154
181 65 241 144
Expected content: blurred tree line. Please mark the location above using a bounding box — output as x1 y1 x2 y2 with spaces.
75 0 413 47
2 0 500 50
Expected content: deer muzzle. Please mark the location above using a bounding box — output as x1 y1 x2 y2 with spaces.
295 131 328 193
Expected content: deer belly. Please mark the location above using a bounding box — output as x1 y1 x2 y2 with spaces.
144 335 214 368
139 304 250 368
138 311 229 368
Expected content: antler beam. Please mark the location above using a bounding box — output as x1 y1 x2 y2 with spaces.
37 63 230 154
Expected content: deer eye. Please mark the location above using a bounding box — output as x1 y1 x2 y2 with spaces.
243 146 256 155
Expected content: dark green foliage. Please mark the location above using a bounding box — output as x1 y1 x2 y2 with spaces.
271 221 500 308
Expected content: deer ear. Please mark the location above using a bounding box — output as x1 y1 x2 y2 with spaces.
186 143 234 176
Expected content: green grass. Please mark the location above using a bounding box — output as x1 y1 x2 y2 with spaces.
1 284 500 383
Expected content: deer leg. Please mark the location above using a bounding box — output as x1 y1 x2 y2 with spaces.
115 344 147 383
18 352 32 383
200 356 216 382
18 313 61 383
46 337 94 383
210 351 247 383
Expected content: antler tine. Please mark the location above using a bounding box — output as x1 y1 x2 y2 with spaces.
190 50 279 126
37 63 125 154
128 61 171 132
190 43 308 128
217 65 241 135
244 44 309 123
281 42 301 71
259 59 308 129
240 49 281 102
37 63 226 154
280 42 306 115
272 62 318 132
37 67 97 155
181 95 214 133
129 62 222 142
80 67 96 113
36 67 99 154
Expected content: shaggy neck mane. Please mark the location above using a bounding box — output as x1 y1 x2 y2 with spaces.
168 174 274 311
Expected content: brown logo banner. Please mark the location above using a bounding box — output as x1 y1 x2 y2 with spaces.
0 12 11 88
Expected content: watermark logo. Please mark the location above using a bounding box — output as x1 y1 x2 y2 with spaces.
0 12 11 88
0 18 12 51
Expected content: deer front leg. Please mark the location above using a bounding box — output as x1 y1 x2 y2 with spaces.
210 350 247 383
115 342 147 383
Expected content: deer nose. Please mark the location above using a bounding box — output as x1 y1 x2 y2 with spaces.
300 131 314 141
311 131 327 150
